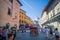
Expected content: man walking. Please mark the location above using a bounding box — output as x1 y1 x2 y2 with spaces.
54 28 60 40
0 26 3 40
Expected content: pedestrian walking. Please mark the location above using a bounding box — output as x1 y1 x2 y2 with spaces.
21 26 25 33
0 26 3 40
45 27 50 37
49 28 54 39
54 28 60 40
50 28 53 36
45 27 50 40
8 29 12 40
2 27 7 40
11 27 16 40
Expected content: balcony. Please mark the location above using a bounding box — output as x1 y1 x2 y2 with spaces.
48 12 60 23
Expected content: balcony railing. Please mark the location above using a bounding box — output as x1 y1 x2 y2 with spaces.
48 11 60 22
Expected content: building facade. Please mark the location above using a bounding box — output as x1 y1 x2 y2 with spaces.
41 11 48 28
0 0 22 30
25 16 33 26
19 9 26 25
19 9 33 27
41 0 60 31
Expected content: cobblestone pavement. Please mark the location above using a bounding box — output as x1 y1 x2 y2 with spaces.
15 31 56 40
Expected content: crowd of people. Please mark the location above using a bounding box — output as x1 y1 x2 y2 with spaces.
0 26 16 40
19 25 60 40
0 25 59 40
43 27 60 40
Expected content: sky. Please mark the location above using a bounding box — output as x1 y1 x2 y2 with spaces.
19 0 49 20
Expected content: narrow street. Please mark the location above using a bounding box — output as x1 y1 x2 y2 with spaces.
0 0 60 40
15 30 55 40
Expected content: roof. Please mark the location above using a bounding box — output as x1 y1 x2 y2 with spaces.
17 0 23 6
43 0 54 11
20 9 26 13
41 0 54 17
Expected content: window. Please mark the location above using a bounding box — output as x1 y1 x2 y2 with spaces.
51 14 52 18
57 8 60 13
53 10 55 16
19 15 20 17
22 16 23 18
15 16 17 19
22 21 23 23
8 8 11 16
9 0 13 3
20 15 21 17
20 12 21 13
22 13 23 14
19 20 21 22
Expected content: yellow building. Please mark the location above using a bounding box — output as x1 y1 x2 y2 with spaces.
19 9 26 25
41 0 60 31
19 9 33 27
25 16 33 26
0 0 22 30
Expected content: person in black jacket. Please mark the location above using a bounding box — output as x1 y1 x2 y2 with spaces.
0 27 3 40
50 28 53 35
54 28 59 40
